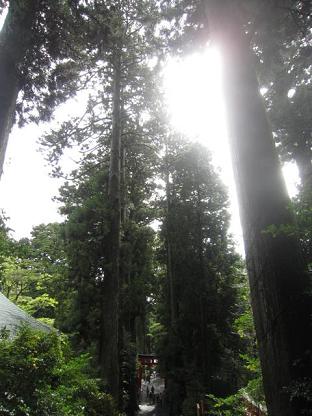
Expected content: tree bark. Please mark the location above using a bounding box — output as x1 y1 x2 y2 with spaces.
100 51 121 402
0 0 39 177
206 2 312 415
165 144 176 327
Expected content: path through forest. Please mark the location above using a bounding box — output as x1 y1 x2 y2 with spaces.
139 403 168 416
139 374 166 416
139 404 156 416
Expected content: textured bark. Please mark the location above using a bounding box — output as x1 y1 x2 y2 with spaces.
100 52 121 402
206 2 312 415
120 142 127 224
165 158 176 327
0 0 39 177
195 176 208 375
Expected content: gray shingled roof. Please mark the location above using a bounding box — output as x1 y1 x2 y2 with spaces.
0 292 51 335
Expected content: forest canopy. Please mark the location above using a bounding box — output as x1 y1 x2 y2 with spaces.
0 1 311 416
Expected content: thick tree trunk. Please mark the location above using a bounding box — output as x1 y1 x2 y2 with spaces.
207 2 311 415
0 0 39 177
100 51 121 402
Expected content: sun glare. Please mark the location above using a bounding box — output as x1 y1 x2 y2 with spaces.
163 47 300 255
164 48 226 142
0 7 8 30
163 47 234 182
163 47 244 251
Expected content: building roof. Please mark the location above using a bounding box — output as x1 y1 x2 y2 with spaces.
0 292 51 336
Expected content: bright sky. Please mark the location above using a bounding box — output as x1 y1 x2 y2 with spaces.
0 92 87 239
0 8 299 255
0 123 63 236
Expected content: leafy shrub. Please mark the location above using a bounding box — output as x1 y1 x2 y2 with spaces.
0 326 118 416
205 393 245 416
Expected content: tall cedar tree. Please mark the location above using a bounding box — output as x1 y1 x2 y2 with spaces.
253 2 312 190
0 0 39 175
205 2 312 415
0 0 100 177
41 0 160 405
159 141 243 415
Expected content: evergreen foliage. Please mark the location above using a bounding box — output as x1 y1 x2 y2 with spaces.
1 1 312 415
154 141 246 414
0 326 118 416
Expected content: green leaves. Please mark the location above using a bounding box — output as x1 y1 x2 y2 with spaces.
0 326 118 416
0 220 71 328
156 140 246 409
204 392 245 416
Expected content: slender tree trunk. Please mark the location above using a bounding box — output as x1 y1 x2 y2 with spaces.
165 147 176 327
78 274 89 349
119 156 140 415
120 142 127 224
135 315 146 353
206 2 311 415
100 51 121 402
0 0 39 177
195 176 208 377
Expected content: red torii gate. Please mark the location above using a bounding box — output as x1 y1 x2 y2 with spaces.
136 354 159 389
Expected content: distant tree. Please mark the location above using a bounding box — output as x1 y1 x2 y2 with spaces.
253 2 312 190
0 223 69 326
157 141 244 415
0 211 12 283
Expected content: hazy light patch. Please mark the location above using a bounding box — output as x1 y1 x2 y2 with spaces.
139 404 155 413
163 47 300 256
164 48 226 143
282 162 299 197
163 48 234 203
260 87 268 96
164 47 244 254
0 7 8 30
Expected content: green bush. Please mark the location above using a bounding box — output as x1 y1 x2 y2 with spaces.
0 326 118 416
205 393 245 416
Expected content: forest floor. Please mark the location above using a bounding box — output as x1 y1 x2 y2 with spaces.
139 403 168 416
139 403 156 416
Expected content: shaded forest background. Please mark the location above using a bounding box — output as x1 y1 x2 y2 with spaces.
0 1 311 416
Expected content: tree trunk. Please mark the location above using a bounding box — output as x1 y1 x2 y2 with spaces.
100 51 121 402
165 149 176 327
206 2 312 415
0 0 39 177
196 177 208 378
120 142 127 224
